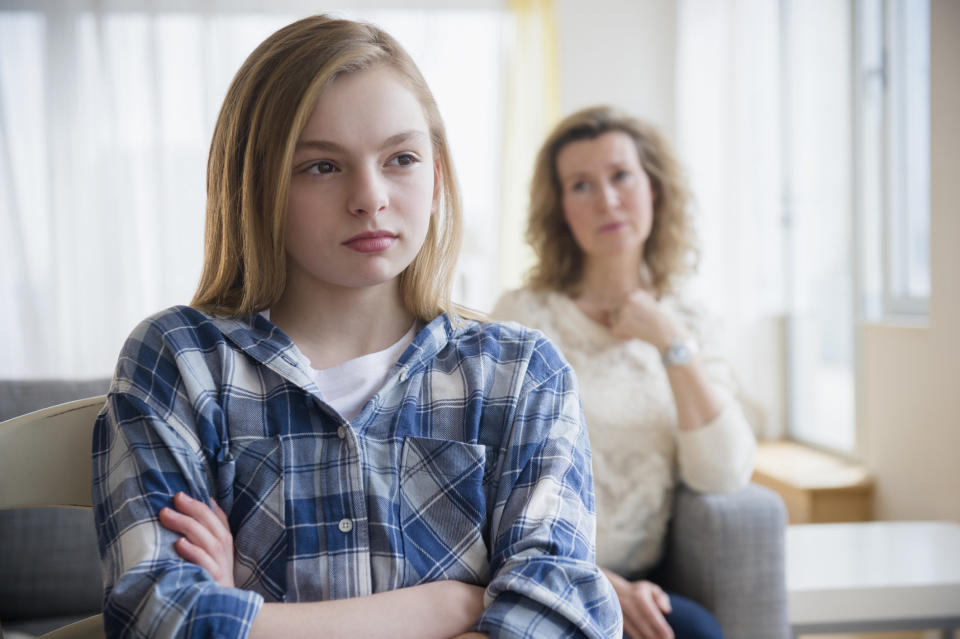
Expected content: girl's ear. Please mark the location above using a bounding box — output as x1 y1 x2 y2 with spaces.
431 160 443 215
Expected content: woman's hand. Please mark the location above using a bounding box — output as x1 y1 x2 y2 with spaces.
602 569 673 639
608 289 682 349
158 492 235 587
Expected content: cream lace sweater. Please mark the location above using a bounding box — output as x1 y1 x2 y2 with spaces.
492 288 756 577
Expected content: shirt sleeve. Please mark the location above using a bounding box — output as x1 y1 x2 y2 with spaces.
475 335 623 639
92 321 264 639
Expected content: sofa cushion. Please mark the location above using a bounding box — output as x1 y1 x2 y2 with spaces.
0 379 111 422
0 507 102 620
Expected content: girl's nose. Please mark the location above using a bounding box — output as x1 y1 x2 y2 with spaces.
347 167 388 216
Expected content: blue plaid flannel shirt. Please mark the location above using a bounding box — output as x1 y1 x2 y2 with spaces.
92 306 622 638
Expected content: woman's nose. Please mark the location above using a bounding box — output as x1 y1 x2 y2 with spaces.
598 182 619 210
347 167 388 216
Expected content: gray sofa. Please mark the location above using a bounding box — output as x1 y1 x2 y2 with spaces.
0 378 111 639
0 379 788 638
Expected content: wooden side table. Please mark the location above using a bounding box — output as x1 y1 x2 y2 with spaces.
752 440 874 523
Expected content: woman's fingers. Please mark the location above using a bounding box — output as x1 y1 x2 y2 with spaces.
617 580 674 639
637 586 674 639
620 597 647 639
653 584 672 614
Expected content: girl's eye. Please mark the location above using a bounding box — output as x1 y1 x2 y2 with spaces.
614 170 631 181
388 153 419 167
571 180 589 193
306 161 337 175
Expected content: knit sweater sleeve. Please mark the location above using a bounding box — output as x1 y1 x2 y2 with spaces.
670 298 757 493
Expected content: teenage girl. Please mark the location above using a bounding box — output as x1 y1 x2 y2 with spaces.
92 15 621 639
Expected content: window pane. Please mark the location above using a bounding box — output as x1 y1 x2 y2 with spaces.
785 0 856 451
887 0 930 307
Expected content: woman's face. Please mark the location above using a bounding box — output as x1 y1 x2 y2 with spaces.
284 65 438 296
555 130 655 262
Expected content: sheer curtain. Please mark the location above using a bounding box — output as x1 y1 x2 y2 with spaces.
0 3 510 379
676 0 788 439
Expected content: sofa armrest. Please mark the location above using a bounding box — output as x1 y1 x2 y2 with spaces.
654 482 789 639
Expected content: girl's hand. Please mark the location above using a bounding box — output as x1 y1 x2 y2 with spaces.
608 289 682 350
602 569 674 639
158 492 235 588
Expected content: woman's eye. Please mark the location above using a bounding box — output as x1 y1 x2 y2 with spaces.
614 170 631 181
571 181 589 193
388 153 419 167
306 161 337 175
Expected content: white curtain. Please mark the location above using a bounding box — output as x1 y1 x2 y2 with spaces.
676 0 788 438
0 3 508 379
676 0 785 323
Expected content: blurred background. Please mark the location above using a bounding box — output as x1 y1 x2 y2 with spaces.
1 0 957 526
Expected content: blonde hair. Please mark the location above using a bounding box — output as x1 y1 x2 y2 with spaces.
525 105 697 296
192 15 462 322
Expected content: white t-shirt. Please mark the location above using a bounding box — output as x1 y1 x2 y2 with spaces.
261 310 416 421
309 325 416 420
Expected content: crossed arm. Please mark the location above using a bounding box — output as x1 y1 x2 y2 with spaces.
159 492 489 639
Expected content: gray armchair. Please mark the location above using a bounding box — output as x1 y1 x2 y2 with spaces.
653 482 790 639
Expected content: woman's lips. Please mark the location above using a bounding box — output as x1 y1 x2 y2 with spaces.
343 230 397 253
598 221 627 234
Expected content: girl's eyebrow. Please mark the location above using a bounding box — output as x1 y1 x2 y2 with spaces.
295 129 429 153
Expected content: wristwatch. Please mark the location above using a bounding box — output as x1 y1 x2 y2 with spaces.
661 338 699 369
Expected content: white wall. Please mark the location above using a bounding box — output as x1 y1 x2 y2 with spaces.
861 0 960 522
554 0 677 140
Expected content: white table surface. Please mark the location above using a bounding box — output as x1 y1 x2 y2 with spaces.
787 521 960 627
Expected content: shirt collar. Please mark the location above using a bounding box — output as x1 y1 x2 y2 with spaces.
206 310 467 391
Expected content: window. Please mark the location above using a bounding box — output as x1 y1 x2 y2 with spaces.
676 0 930 451
787 0 930 452
857 0 930 319
782 0 857 452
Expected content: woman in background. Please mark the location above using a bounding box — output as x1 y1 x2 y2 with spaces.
493 106 756 639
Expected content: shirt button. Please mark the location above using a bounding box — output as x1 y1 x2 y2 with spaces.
338 518 354 533
398 368 408 383
337 426 347 440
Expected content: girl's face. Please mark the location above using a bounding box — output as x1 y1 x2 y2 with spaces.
285 66 437 296
555 131 655 263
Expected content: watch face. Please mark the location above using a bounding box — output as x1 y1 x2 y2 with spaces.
670 343 691 365
664 340 696 367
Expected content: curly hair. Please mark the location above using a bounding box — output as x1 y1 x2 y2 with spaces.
525 105 698 297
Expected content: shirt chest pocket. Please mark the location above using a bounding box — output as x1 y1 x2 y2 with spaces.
399 436 496 586
217 436 287 600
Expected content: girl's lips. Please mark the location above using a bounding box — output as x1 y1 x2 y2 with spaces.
343 231 397 253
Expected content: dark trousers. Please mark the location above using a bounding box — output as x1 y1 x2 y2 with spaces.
664 592 723 639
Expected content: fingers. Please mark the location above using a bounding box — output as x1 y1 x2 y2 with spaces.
157 492 234 586
637 588 674 639
211 498 230 531
158 504 222 562
175 492 230 538
617 581 674 639
654 585 672 614
172 536 219 579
